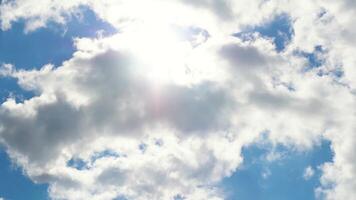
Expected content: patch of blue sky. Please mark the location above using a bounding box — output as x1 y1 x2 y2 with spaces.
139 143 148 153
67 149 121 171
234 14 294 52
0 149 49 200
221 140 333 200
67 157 89 171
173 194 186 200
0 7 116 103
0 76 34 103
91 149 120 160
0 6 116 69
114 196 129 200
296 45 325 71
295 45 344 78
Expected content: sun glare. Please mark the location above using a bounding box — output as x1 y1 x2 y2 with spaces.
102 0 215 86
132 23 190 85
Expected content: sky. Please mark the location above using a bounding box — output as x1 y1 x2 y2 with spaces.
0 1 356 200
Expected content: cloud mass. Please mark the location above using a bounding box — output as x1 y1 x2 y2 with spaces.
1 0 356 200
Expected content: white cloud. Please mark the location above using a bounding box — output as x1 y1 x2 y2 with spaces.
265 150 285 162
1 0 356 200
303 166 315 180
0 31 245 199
0 0 278 34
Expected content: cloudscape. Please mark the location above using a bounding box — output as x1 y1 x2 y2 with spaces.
0 0 356 200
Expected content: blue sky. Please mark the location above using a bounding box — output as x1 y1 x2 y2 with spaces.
0 150 49 200
5 0 356 199
235 14 294 52
0 7 115 69
222 141 333 200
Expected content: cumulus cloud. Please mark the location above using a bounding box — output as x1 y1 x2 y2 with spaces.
1 0 356 200
0 29 244 199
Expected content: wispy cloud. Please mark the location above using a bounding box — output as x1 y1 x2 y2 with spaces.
303 166 315 180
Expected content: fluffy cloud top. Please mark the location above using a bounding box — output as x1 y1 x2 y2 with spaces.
1 0 356 200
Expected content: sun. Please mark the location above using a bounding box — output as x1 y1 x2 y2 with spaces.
113 21 192 86
136 23 190 85
103 1 215 86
